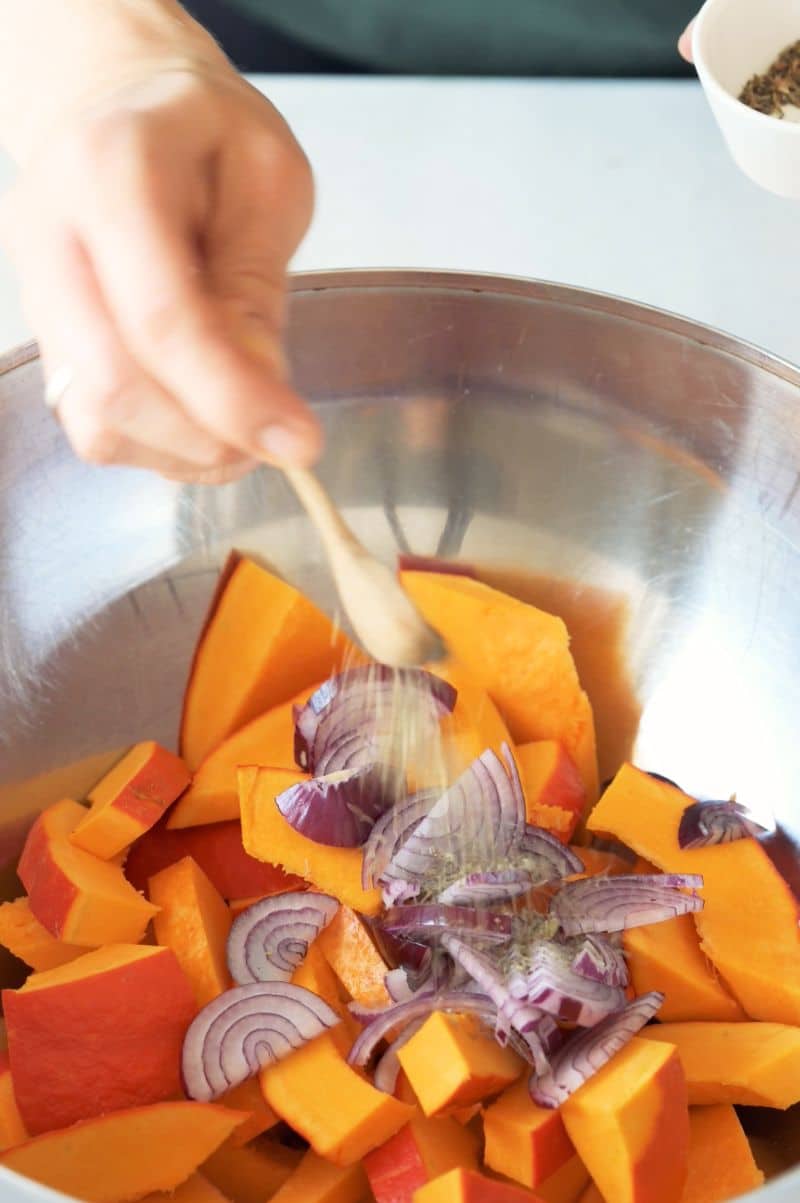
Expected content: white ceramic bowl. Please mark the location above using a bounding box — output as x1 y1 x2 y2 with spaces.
694 0 800 197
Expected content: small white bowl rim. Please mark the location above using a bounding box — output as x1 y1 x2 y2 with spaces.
693 0 800 134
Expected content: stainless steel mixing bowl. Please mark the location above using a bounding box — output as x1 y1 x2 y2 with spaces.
0 270 798 1201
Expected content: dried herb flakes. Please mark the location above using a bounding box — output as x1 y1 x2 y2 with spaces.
739 40 800 118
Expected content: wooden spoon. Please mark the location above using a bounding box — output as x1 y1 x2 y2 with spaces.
284 466 445 667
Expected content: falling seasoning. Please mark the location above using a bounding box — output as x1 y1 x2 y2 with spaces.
739 40 800 120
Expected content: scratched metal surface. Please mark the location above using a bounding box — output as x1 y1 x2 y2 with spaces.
0 269 798 1199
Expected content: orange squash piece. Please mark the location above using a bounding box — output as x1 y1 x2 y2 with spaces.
400 571 599 800
18 799 158 946
150 856 232 1008
576 1187 603 1203
0 1101 245 1202
413 1167 547 1202
218 1077 278 1147
0 896 84 971
270 1146 368 1203
181 554 352 770
640 1021 800 1108
561 1036 689 1203
364 1111 480 1202
291 941 360 1053
623 915 745 1023
396 1012 523 1117
317 904 391 1006
569 846 631 877
483 1077 575 1188
682 1105 764 1202
141 1173 231 1203
535 1155 591 1203
201 1138 302 1203
516 741 586 841
3 944 196 1134
239 767 381 915
126 814 306 900
71 741 191 859
587 765 800 1023
260 1031 414 1165
0 1051 26 1151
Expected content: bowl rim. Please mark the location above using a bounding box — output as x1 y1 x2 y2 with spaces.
2 267 800 391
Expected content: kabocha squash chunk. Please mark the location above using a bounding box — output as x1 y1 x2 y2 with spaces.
239 767 381 915
535 1155 591 1203
260 1031 414 1165
587 765 800 1023
682 1105 764 1202
400 571 599 800
181 553 352 770
200 1139 302 1203
140 1174 231 1203
576 1188 603 1203
170 692 316 828
0 1051 26 1151
150 856 232 1008
396 1012 523 1117
483 1077 575 1188
126 815 305 900
364 1112 480 1202
413 1167 546 1202
0 1101 245 1203
218 1076 278 1147
71 741 191 859
0 896 83 971
640 1022 800 1108
270 1147 368 1203
623 915 745 1023
515 740 585 841
560 1037 689 1203
317 904 392 1006
18 799 158 946
3 944 196 1134
291 941 361 1053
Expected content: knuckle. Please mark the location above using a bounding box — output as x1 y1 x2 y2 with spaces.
66 418 123 466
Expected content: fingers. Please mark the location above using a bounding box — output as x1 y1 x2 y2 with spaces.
66 119 321 468
678 19 696 63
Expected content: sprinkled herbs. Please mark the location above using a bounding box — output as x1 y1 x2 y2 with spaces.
739 40 800 119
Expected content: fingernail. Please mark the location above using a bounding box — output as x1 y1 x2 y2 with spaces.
257 421 315 465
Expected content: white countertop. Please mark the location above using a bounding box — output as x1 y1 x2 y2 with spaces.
1 76 799 364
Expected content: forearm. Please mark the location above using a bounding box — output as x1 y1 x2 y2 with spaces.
0 0 228 161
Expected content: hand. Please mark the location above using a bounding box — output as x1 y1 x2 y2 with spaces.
0 63 321 482
678 19 696 63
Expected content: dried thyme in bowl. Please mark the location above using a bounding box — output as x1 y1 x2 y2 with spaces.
739 40 800 119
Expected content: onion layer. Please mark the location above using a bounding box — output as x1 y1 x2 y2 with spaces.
550 874 704 936
275 766 395 847
227 892 339 985
678 799 766 849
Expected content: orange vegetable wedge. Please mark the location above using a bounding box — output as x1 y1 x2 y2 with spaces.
569 846 631 877
140 1173 231 1203
0 896 83 971
260 1032 414 1165
576 1187 603 1203
0 1101 246 1203
0 1051 26 1152
623 914 745 1023
561 1037 689 1203
396 1012 523 1117
239 767 381 914
181 553 352 770
218 1077 278 1147
317 904 391 1006
364 1111 479 1202
270 1147 368 1203
150 856 232 1008
3 944 196 1135
291 942 361 1053
516 740 585 840
483 1077 575 1188
71 741 191 859
535 1155 591 1203
400 571 598 800
587 765 800 1023
640 1022 800 1108
413 1166 547 1202
200 1138 302 1203
682 1105 764 1202
18 799 158 946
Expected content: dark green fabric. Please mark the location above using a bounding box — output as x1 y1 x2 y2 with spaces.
223 0 697 75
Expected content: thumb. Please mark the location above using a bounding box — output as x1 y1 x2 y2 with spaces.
678 19 696 63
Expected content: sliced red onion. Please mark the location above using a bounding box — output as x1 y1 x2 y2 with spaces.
516 824 585 880
294 667 456 775
275 766 396 848
227 891 339 985
373 1017 427 1094
381 746 525 887
396 554 477 578
571 935 629 988
525 942 626 1026
438 868 536 906
384 966 416 1003
678 799 767 849
550 874 704 936
383 903 514 944
362 790 441 889
182 982 340 1102
347 990 496 1072
530 992 664 1108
